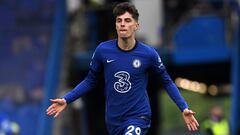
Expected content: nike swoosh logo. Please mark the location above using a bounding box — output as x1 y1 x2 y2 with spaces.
107 60 115 63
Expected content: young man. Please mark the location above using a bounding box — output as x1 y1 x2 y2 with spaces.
46 2 199 135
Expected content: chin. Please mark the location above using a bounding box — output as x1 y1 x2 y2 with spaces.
119 37 130 40
118 34 130 39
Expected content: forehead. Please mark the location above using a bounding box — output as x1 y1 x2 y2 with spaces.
116 12 134 19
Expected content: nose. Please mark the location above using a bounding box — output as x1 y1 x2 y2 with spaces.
120 21 125 27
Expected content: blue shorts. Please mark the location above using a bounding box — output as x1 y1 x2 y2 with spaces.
107 116 151 135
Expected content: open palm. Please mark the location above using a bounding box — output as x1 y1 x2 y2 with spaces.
46 98 67 118
182 109 199 131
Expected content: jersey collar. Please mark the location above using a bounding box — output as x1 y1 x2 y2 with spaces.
116 39 138 52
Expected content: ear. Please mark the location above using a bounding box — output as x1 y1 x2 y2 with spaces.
135 22 139 31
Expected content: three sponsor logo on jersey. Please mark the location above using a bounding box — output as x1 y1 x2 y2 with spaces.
112 59 141 93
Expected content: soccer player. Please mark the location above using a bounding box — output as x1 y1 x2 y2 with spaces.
46 2 199 135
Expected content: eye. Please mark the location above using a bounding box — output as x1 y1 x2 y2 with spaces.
116 18 122 23
125 18 132 22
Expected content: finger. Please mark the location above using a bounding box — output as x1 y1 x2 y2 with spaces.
46 104 56 112
50 99 59 103
47 110 56 116
46 105 54 111
47 108 57 115
187 124 192 131
187 125 192 131
189 123 196 131
50 99 65 105
187 118 198 131
46 107 56 115
193 118 199 127
190 123 198 131
188 110 196 115
54 112 60 118
184 109 195 115
190 112 196 115
190 116 199 127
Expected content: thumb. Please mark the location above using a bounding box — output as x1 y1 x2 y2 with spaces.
50 99 61 103
50 99 57 102
184 109 196 115
50 98 66 105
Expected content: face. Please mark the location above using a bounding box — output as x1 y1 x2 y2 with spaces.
115 12 139 39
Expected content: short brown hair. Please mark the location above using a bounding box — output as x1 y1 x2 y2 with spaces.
113 2 139 21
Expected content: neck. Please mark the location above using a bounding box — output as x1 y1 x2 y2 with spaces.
118 37 136 51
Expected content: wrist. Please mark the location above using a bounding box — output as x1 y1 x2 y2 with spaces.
62 98 67 104
183 108 189 113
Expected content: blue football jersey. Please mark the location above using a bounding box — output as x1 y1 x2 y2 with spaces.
63 39 188 126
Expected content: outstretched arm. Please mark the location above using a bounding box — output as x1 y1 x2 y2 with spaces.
149 48 199 131
162 74 200 131
46 69 101 118
159 69 200 131
182 108 199 131
46 98 67 118
46 45 103 118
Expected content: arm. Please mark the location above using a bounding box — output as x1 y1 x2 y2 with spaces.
46 46 103 117
46 69 101 118
63 69 101 104
64 45 103 103
150 48 199 131
157 67 188 112
150 48 188 111
159 66 199 131
46 69 100 117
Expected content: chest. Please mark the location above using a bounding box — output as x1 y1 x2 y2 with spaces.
102 51 150 76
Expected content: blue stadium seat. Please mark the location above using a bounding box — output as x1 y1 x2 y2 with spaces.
16 104 41 135
173 15 230 64
0 0 54 134
0 6 16 31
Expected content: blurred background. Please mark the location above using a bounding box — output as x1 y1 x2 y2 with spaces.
0 0 239 135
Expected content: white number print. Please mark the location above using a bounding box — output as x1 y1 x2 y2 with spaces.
114 71 131 93
125 125 141 135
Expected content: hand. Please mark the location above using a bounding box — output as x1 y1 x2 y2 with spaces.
182 108 199 131
46 98 67 118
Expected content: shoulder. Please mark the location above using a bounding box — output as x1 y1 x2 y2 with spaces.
96 39 116 50
137 41 158 57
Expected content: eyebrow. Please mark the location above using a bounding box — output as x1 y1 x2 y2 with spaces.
116 17 132 20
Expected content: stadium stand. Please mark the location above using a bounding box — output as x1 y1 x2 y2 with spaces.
0 0 55 134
